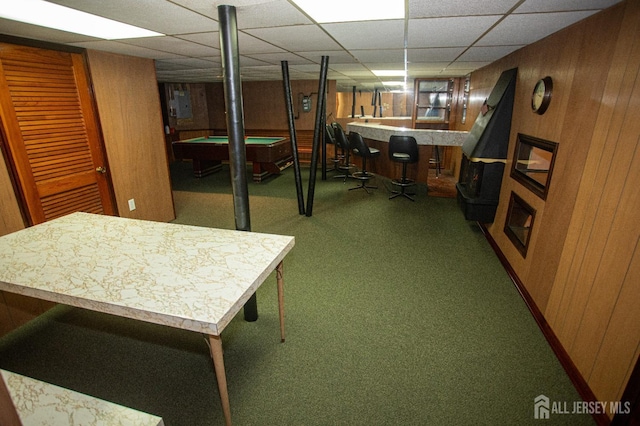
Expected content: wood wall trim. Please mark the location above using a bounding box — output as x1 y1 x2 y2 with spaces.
478 222 611 426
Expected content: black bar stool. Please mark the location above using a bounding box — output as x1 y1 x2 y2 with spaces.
332 123 354 182
348 132 380 194
388 135 419 201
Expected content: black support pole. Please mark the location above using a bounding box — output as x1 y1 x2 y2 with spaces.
320 99 327 181
372 89 378 117
281 61 305 215
305 55 329 217
351 85 356 118
218 4 257 321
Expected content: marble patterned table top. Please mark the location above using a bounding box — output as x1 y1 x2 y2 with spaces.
0 212 295 336
347 122 468 146
2 370 163 426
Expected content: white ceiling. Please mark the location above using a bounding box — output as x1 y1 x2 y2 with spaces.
0 0 623 91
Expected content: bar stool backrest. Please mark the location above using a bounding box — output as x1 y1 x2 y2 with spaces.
389 136 419 162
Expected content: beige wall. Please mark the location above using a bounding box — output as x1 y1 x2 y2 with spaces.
469 0 639 412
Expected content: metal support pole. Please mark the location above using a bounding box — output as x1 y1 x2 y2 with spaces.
372 89 378 117
281 61 305 215
218 4 257 321
351 85 356 118
321 87 327 180
305 55 329 217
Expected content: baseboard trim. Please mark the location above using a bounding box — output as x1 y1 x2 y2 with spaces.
477 222 611 426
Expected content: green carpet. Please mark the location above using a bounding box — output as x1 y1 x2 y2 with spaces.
0 162 594 425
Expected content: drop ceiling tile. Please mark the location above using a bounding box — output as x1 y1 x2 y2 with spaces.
175 33 220 48
155 58 218 69
234 0 313 29
237 33 288 54
176 32 286 55
329 64 373 73
68 40 183 59
50 0 219 34
0 18 97 44
169 0 270 19
457 45 524 62
4 0 623 87
365 63 406 72
408 16 502 48
296 51 357 65
173 1 312 31
351 49 405 63
121 36 219 56
515 0 623 13
244 25 343 52
289 64 327 73
239 56 273 66
333 70 377 78
408 62 453 75
408 47 466 63
446 61 492 70
477 11 597 45
245 52 315 65
321 21 405 50
409 0 520 18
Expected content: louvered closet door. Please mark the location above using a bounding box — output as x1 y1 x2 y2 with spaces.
0 43 115 225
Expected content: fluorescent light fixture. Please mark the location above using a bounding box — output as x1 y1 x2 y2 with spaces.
381 81 405 86
0 0 164 39
291 0 404 23
373 70 406 77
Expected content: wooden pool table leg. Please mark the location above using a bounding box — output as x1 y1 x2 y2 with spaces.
208 335 232 426
193 159 222 178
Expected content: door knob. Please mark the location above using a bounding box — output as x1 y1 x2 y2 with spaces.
96 166 107 174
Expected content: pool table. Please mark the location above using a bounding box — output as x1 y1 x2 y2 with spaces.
172 136 293 182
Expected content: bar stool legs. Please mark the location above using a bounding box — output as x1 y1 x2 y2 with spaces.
389 161 416 201
388 136 419 201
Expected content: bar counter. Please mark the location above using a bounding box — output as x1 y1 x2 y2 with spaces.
346 122 467 146
344 122 468 188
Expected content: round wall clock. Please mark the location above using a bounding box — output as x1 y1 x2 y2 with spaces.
532 76 552 115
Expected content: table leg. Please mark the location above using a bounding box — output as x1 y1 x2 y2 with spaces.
276 261 285 343
208 335 232 426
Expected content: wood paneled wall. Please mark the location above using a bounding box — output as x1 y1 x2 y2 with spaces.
0 49 175 337
0 147 24 236
474 0 639 414
336 91 412 118
165 79 337 134
86 50 174 222
165 79 337 164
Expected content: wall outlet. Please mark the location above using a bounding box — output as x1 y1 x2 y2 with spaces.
128 198 136 211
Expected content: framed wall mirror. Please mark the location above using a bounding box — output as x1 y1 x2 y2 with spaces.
510 133 558 200
504 192 536 258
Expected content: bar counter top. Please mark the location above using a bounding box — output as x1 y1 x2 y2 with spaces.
346 122 468 146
